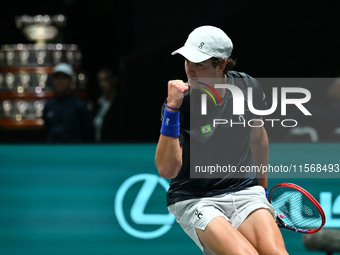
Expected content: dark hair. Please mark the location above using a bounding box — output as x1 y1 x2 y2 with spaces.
211 57 236 74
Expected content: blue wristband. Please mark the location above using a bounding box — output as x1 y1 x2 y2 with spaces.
265 188 268 199
165 104 180 111
161 108 180 137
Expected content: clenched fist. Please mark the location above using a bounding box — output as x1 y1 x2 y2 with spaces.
167 80 189 111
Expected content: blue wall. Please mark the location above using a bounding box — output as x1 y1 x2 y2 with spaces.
0 144 339 255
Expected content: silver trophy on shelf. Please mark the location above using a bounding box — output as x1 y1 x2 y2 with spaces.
16 14 66 45
0 14 85 124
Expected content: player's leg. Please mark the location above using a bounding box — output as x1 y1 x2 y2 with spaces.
238 208 288 255
196 216 259 255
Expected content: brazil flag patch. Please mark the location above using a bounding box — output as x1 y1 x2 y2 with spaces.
201 124 212 134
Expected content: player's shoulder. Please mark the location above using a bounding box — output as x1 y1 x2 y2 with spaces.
227 70 251 79
227 70 262 90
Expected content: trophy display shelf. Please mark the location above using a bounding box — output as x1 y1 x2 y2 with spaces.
0 14 87 131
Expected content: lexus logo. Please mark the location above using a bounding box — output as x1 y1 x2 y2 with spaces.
114 174 175 239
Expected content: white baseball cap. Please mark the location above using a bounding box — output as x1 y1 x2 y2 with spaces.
53 63 74 77
171 25 233 63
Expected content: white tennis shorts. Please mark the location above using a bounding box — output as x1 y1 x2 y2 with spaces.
167 185 277 254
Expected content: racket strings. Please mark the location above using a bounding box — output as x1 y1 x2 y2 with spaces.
271 187 322 230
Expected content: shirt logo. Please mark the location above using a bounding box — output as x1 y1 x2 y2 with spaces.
201 124 212 134
198 42 205 49
195 209 203 219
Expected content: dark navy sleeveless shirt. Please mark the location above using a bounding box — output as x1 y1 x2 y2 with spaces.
161 71 267 206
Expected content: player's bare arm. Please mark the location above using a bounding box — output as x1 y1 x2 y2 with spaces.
155 80 188 179
250 122 269 189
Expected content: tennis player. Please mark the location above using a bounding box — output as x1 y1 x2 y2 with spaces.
155 26 288 255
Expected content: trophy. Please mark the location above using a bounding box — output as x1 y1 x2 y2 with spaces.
2 100 12 117
5 73 15 90
16 100 28 118
6 50 15 66
16 14 66 45
34 100 45 118
19 50 29 65
19 72 30 89
0 14 86 128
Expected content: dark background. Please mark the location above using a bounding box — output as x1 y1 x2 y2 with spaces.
1 0 340 142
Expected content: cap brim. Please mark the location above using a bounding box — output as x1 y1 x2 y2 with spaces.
53 71 72 77
171 45 212 63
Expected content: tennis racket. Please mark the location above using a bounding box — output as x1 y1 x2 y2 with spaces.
268 182 326 234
